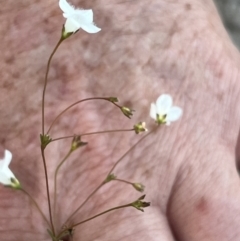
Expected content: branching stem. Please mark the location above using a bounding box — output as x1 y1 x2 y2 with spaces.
64 130 152 224
58 203 132 239
46 97 116 135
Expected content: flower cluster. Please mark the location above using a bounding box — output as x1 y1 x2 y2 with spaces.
1 1 184 241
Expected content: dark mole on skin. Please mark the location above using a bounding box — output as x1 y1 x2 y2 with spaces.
185 3 192 11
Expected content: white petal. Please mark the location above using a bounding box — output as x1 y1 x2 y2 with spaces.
156 94 173 115
75 9 93 22
0 150 12 168
64 18 81 33
0 167 15 185
59 0 76 14
0 173 12 185
166 107 182 122
150 103 157 120
81 22 101 33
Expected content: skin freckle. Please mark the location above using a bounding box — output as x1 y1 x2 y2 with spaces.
195 197 208 215
185 3 192 11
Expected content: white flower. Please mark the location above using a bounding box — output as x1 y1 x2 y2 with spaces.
0 150 20 188
150 94 182 125
59 0 101 34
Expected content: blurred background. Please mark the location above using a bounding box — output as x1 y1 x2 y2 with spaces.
214 0 240 49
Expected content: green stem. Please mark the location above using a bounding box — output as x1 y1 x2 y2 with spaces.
114 178 132 185
51 128 134 142
58 203 132 239
41 147 55 235
53 149 73 224
64 181 105 224
63 130 152 225
46 97 115 135
107 130 153 175
42 37 63 135
20 188 51 228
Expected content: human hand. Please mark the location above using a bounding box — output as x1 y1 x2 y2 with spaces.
1 0 240 240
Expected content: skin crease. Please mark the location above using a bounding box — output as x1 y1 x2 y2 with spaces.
1 0 240 240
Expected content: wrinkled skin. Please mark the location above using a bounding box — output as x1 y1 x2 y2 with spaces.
1 0 240 240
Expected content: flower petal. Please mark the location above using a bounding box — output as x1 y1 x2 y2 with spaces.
0 166 15 186
0 150 12 168
150 103 157 120
59 0 75 14
166 107 182 122
64 17 81 33
0 173 12 185
75 9 93 22
80 22 101 33
156 94 173 115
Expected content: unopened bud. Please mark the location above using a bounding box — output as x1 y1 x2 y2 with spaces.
71 136 88 152
132 183 145 192
133 122 148 134
121 107 134 119
131 195 150 212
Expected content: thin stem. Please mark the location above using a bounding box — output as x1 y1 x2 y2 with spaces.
42 37 63 135
72 203 131 228
46 97 115 135
58 203 132 239
107 130 153 175
54 149 73 224
20 188 51 228
114 178 132 185
51 128 134 142
64 181 105 224
64 130 153 224
41 147 55 235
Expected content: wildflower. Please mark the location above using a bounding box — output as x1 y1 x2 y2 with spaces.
134 122 148 134
150 94 182 125
0 150 20 189
59 0 101 36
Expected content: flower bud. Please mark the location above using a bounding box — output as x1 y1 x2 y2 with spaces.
133 122 148 134
131 195 150 212
132 183 145 192
71 136 88 152
121 107 134 119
